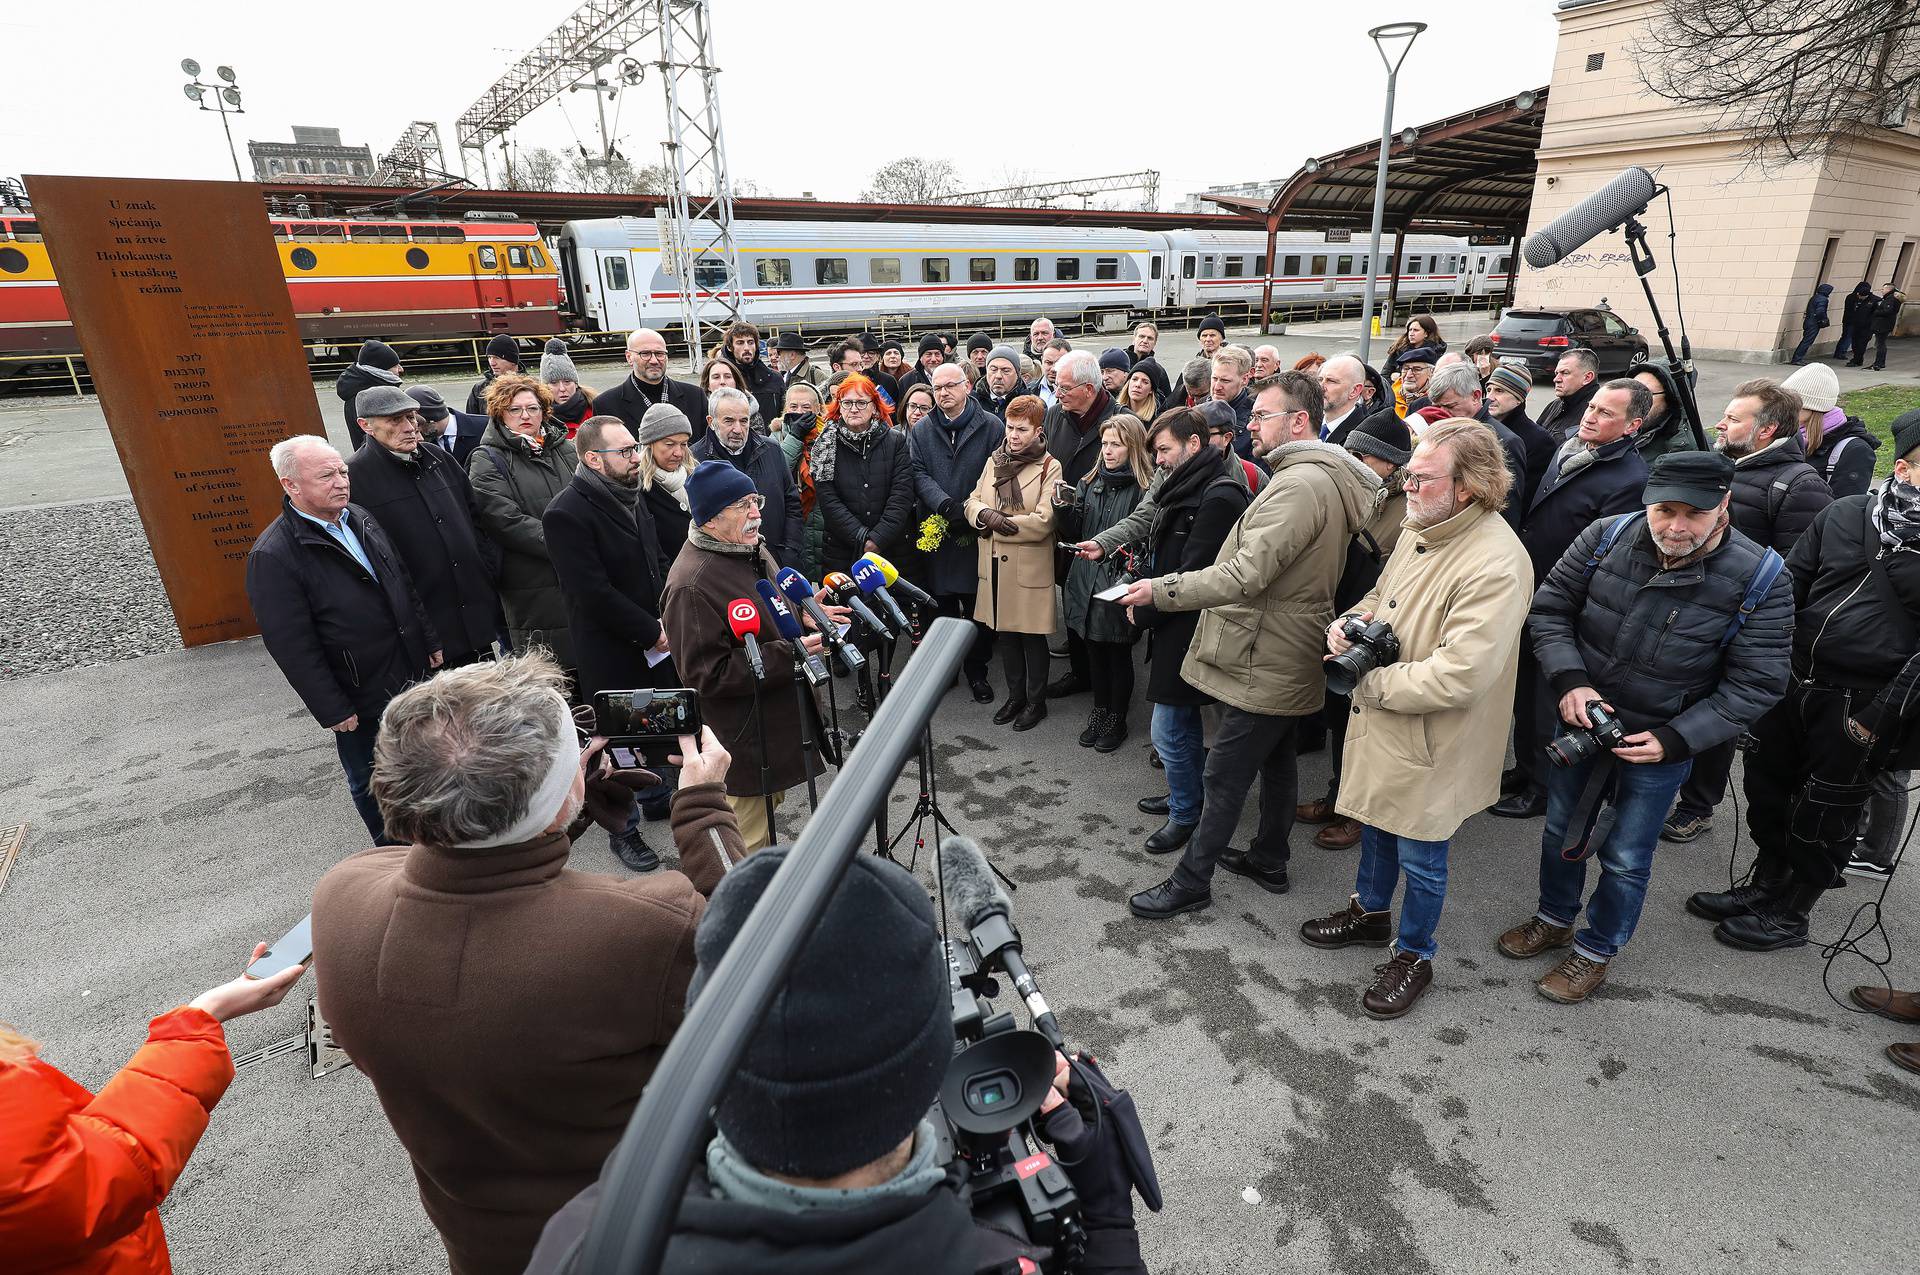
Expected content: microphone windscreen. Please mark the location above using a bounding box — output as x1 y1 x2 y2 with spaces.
1521 165 1657 269
940 835 1010 929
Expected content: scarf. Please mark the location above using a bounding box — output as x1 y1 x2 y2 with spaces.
1872 477 1920 550
651 463 690 511
992 432 1050 512
688 524 763 558
706 1120 946 1214
581 463 640 523
810 421 881 488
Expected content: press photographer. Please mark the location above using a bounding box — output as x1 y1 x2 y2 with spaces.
310 654 748 1275
1298 420 1532 1019
1506 451 1792 1000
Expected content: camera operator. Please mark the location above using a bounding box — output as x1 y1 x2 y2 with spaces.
1694 412 1920 953
1297 420 1532 1019
310 654 747 1275
525 847 1150 1274
1119 371 1384 920
1506 451 1792 1000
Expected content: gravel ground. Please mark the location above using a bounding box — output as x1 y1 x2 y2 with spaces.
0 499 181 679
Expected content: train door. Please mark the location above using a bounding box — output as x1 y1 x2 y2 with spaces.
1149 250 1171 308
595 250 642 331
1468 251 1491 296
473 243 512 317
1179 253 1197 307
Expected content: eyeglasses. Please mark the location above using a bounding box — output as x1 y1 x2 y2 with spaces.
728 493 766 512
591 445 641 458
1402 472 1453 492
1247 408 1298 426
840 397 873 408
630 349 667 360
505 403 543 417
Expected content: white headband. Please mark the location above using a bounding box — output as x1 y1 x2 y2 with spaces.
467 695 581 848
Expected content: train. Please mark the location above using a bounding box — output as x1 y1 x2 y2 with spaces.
0 205 1508 378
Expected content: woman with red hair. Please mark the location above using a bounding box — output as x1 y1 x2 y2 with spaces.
813 373 916 576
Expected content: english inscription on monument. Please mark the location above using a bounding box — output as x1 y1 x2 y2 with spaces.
24 174 322 647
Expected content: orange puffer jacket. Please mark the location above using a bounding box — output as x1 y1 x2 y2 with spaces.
0 1006 234 1273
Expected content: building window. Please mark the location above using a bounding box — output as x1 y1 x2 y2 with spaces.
922 257 951 283
1868 237 1888 282
1057 257 1081 281
1015 257 1039 281
816 257 849 285
1894 241 1916 289
871 257 901 284
756 258 792 287
1586 52 1605 72
1095 257 1119 280
970 257 996 281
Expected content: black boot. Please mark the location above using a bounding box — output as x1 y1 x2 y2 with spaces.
1078 709 1111 747
1686 859 1790 922
1093 713 1129 754
1012 700 1048 731
992 697 1027 726
1714 875 1826 951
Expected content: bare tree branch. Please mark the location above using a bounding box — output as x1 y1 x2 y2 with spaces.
860 157 960 204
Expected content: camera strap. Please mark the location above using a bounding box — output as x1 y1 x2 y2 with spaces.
1559 757 1619 862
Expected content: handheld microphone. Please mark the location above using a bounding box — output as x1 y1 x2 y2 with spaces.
939 835 1063 1050
823 571 891 637
1522 165 1658 269
850 557 911 632
726 597 765 680
860 551 934 609
754 578 830 687
778 567 865 675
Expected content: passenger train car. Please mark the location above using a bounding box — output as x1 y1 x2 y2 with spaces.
557 213 1511 334
0 213 560 360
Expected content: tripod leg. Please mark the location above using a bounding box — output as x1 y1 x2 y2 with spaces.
791 663 820 809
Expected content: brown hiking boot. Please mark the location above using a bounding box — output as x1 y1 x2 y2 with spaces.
1361 950 1433 1019
1851 986 1920 1024
1299 894 1393 949
1313 817 1363 850
1497 916 1576 959
1537 951 1609 1004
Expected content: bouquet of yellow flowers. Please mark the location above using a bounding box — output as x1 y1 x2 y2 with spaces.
917 513 948 552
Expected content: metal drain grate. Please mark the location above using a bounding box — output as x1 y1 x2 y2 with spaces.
0 823 26 896
232 1033 306 1071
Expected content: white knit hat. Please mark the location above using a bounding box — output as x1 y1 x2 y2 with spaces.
1781 361 1839 413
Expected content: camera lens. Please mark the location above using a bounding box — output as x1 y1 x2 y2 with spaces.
1545 728 1597 769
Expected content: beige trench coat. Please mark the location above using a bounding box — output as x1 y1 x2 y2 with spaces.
965 453 1060 633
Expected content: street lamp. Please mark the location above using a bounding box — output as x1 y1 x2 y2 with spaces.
1358 21 1425 365
181 58 245 182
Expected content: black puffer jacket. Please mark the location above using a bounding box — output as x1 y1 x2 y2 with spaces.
1788 495 1920 693
1536 377 1600 447
1728 435 1832 554
468 418 578 666
813 424 917 577
1530 516 1793 759
1808 417 1879 499
723 349 786 425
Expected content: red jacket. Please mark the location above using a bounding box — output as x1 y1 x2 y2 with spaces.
0 1007 235 1274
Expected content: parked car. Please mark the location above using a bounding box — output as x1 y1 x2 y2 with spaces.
1489 305 1650 380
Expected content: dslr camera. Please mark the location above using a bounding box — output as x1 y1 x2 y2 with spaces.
1546 700 1627 768
1325 617 1401 696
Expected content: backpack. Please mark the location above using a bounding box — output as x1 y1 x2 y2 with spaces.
1579 511 1784 649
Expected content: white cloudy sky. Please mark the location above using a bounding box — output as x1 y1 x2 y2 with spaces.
4 1 1558 204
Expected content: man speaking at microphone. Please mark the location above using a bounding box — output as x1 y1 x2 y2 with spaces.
664 464 836 849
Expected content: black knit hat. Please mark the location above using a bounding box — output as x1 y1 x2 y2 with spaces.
967 331 993 354
689 849 952 1178
1344 410 1412 467
1099 348 1132 372
1198 314 1226 337
355 339 401 371
486 333 521 364
917 332 945 356
1892 409 1920 463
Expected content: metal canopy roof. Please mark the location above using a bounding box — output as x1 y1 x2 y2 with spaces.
1209 86 1549 236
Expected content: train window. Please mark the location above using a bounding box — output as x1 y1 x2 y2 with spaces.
756 258 792 287
1254 255 1267 275
529 244 547 267
350 225 408 242
405 247 430 270
1181 256 1195 279
604 256 629 291
305 224 347 241
1283 255 1300 275
479 245 500 270
1310 255 1328 275
289 247 317 271
1223 257 1245 278
1095 257 1119 280
871 257 901 284
9 219 40 241
817 258 849 286
1496 254 1509 272
922 257 951 283
508 246 529 268
1150 257 1162 280
1201 256 1215 276
970 257 996 282
411 225 467 242
1336 255 1353 274
1015 257 1039 281
694 259 728 291
1057 257 1081 281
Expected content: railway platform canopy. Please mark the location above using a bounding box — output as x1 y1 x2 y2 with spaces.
1201 87 1549 332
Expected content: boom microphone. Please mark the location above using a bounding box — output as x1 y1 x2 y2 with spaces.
850 557 911 632
726 597 765 680
1521 165 1658 269
823 571 891 637
754 579 830 687
778 567 866 676
939 835 1064 1050
860 552 934 609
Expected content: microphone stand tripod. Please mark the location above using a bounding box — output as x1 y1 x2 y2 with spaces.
789 657 823 810
747 669 778 840
882 715 1015 894
1620 191 1706 449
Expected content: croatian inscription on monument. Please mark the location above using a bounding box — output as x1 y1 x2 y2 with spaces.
25 175 322 646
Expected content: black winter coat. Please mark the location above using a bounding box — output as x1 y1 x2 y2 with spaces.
722 350 785 425
433 409 489 468
468 419 578 666
1872 293 1905 335
1062 466 1144 643
465 368 512 417
1727 436 1831 554
1131 448 1248 706
643 478 692 567
1807 416 1879 499
1804 285 1832 328
1044 390 1122 496
1842 285 1875 333
1521 435 1648 584
542 470 669 702
1788 495 1920 694
1535 377 1600 446
245 500 437 729
1530 517 1793 760
813 426 917 577
691 430 806 569
346 441 498 661
909 400 1007 596
335 364 401 451
592 373 710 444
1495 405 1556 508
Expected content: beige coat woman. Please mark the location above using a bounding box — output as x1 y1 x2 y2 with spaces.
964 453 1059 633
1334 500 1532 842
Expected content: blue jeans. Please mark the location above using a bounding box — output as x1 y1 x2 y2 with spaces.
1790 322 1822 363
1151 703 1206 826
1354 825 1450 960
1536 754 1691 961
333 716 395 845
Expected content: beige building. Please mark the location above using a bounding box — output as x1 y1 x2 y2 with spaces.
1517 0 1920 362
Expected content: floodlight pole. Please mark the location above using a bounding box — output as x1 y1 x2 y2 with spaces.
181 60 246 181
1359 22 1424 366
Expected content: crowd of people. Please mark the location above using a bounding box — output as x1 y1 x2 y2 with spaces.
11 302 1920 1273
